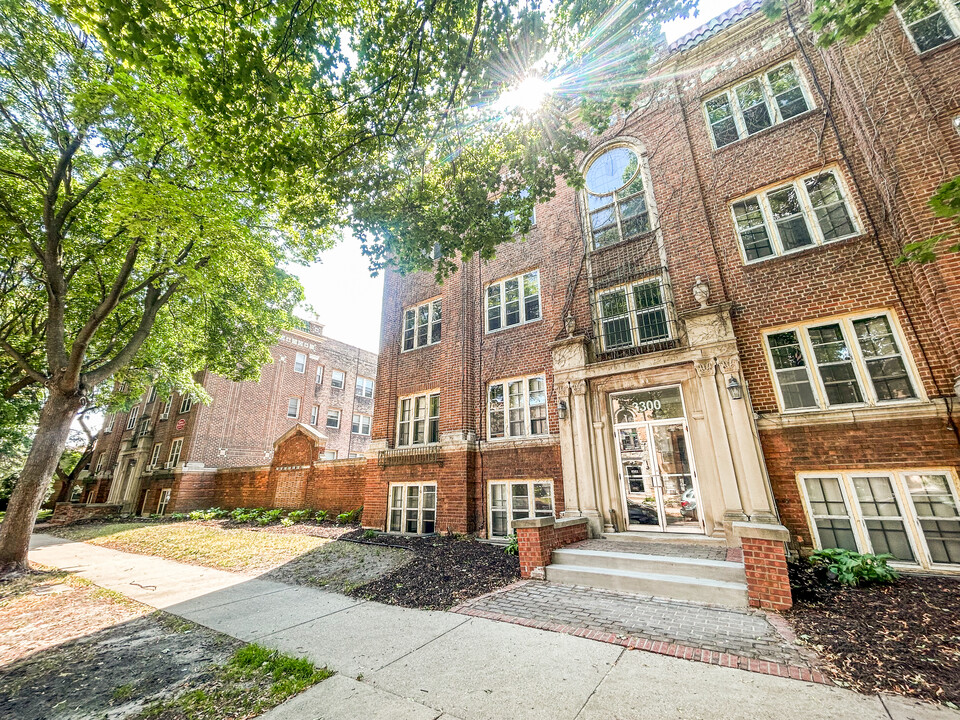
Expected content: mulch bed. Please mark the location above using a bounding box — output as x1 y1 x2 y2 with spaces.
340 532 520 611
789 574 960 707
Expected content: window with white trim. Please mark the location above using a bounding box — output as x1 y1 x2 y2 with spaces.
323 450 338 460
167 438 183 468
315 365 324 384
310 405 319 425
137 417 151 437
294 352 307 373
95 452 105 474
486 271 540 332
704 61 812 149
764 312 919 412
326 409 341 429
403 299 442 351
488 375 548 439
801 470 960 568
596 277 670 352
126 405 139 430
150 443 162 468
287 397 300 418
954 115 960 136
331 370 345 389
157 489 172 515
159 398 172 418
179 396 193 413
356 377 375 398
583 145 652 250
388 483 437 534
488 480 555 538
103 414 115 433
397 392 440 446
731 168 858 262
146 386 157 404
70 485 83 502
894 0 960 52
352 413 372 435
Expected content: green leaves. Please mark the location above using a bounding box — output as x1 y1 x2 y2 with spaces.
808 0 897 47
810 548 900 586
897 177 960 264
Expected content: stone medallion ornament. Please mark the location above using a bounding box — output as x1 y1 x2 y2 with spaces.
692 276 710 309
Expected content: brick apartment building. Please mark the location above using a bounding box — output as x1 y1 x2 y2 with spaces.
362 0 960 587
83 321 377 515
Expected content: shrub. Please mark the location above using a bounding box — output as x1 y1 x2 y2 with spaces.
169 513 188 521
230 508 265 524
362 529 377 540
504 534 519 555
809 548 899 586
280 517 294 527
257 508 284 526
336 507 363 525
286 509 312 523
188 507 229 521
229 507 250 522
313 510 328 523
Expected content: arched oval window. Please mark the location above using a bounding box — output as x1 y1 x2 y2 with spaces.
583 144 651 250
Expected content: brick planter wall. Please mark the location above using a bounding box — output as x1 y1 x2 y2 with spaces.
49 502 123 526
733 522 793 611
513 516 589 579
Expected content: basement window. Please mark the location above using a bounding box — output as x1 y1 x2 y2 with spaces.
488 480 555 538
388 483 437 534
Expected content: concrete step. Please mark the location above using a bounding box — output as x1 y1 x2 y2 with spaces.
552 548 745 584
600 531 725 546
544 563 750 608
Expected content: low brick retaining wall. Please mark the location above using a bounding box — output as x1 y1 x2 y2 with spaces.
49 502 123 526
513 516 590 579
732 522 793 611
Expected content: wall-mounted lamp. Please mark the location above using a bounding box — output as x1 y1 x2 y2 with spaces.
726 376 743 400
557 400 568 420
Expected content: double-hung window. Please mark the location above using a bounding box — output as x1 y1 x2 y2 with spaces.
326 409 341 429
310 405 319 425
388 483 437 534
397 392 440 446
167 438 183 468
894 0 960 52
488 480 555 538
126 405 139 430
764 312 919 412
315 366 324 385
356 377 375 398
488 375 548 439
331 370 345 389
323 450 338 460
287 397 300 418
486 271 540 332
150 443 162 468
146 386 157 404
159 398 172 418
403 299 442 351
596 277 670 352
157 489 172 515
103 414 115 433
732 169 858 262
179 396 193 413
704 61 812 148
137 417 151 437
294 352 307 373
95 453 105 474
352 413 372 435
801 470 960 568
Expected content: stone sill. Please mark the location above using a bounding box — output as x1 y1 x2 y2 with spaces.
756 399 945 429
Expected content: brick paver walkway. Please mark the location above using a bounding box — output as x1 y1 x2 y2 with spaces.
568 538 732 561
458 581 808 667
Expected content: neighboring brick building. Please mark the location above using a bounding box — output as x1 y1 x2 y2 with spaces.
84 322 377 515
363 0 960 587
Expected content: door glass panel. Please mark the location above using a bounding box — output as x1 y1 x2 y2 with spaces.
611 386 684 423
905 473 960 565
652 423 698 530
618 426 659 527
852 476 915 562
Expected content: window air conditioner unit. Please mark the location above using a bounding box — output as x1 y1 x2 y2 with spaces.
164 462 174 469
159 412 169 420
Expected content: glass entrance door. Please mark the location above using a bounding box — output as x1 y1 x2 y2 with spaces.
612 386 702 533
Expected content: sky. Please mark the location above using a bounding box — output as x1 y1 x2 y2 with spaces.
290 0 740 355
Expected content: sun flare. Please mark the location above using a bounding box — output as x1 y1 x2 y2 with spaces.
498 76 553 114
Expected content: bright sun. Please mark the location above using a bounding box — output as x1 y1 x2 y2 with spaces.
498 76 553 114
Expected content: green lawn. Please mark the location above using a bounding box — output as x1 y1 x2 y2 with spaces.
47 522 330 573
0 508 52 524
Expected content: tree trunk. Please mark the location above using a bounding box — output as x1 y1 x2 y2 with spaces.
0 390 83 573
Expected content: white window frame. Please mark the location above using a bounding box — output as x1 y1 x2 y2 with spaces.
703 60 814 150
396 391 440 447
485 270 541 333
352 413 372 435
137 417 151 437
157 488 172 515
323 450 338 460
763 310 924 414
310 405 320 425
487 480 556 538
126 405 140 430
326 408 341 429
799 469 960 570
731 167 860 264
402 298 442 351
150 442 162 468
315 365 324 385
95 453 105 474
595 276 672 353
355 377 375 398
331 370 345 389
103 414 115 433
167 438 183 468
146 386 157 404
294 352 307 373
387 482 438 534
893 0 960 54
487 374 549 440
287 397 300 418
179 396 193 413
159 398 172 419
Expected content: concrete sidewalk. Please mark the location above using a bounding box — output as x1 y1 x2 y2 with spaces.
27 534 960 720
